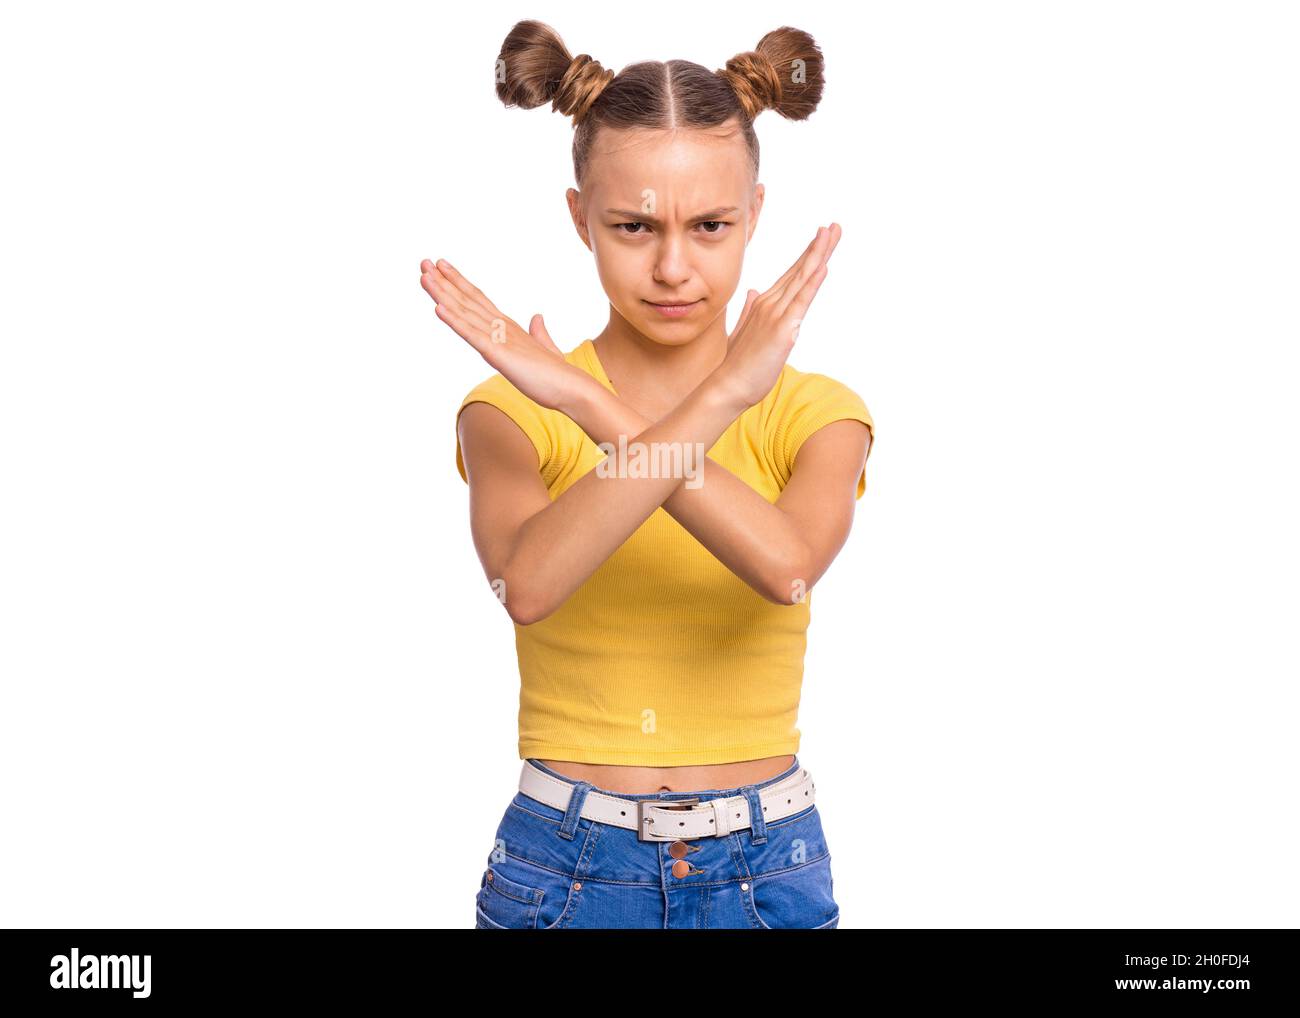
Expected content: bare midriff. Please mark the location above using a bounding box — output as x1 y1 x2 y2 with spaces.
535 754 797 794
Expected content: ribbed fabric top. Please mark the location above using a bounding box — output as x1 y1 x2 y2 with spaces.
454 339 874 765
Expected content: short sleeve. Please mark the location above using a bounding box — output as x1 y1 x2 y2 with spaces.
774 372 875 499
454 372 555 484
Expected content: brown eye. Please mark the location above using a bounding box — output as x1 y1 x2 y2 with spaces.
615 222 647 235
698 221 729 234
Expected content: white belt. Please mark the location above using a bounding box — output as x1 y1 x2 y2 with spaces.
518 760 817 842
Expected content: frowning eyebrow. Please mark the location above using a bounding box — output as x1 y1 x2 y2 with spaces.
604 206 740 225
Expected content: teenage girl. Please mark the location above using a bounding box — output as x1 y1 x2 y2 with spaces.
420 21 874 929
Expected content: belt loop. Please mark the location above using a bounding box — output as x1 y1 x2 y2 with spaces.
740 784 768 844
710 797 733 837
558 780 593 841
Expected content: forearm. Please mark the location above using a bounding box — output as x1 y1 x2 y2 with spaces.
559 374 814 604
501 372 750 624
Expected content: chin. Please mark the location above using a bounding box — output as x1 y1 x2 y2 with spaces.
638 315 703 337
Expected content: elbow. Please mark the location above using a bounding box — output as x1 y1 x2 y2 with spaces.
761 546 817 606
497 571 554 626
762 577 812 606
507 596 551 627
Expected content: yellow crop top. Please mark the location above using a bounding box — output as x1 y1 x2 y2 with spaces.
454 338 874 766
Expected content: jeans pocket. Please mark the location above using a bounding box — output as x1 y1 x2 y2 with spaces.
475 798 594 929
742 852 839 930
476 865 543 929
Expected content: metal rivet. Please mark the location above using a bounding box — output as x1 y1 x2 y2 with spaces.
486 871 494 881
572 881 582 890
741 882 749 891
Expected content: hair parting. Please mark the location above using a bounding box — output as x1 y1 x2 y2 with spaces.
494 20 826 186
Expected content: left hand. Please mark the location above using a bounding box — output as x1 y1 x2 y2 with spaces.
419 258 588 412
716 224 840 408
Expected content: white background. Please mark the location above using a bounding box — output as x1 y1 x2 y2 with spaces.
2 1 1296 929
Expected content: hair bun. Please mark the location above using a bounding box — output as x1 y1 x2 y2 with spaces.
495 20 613 126
553 53 615 125
719 26 825 121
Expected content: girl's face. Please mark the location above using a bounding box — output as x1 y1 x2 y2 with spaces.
567 125 764 347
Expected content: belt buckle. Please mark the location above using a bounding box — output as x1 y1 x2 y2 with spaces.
637 797 701 842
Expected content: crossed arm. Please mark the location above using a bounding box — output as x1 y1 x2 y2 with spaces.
458 368 871 625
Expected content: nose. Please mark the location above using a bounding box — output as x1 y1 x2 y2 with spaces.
652 234 692 289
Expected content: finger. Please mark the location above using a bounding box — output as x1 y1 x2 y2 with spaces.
758 227 826 300
421 260 491 320
781 262 829 330
425 267 499 336
773 226 835 315
432 299 495 358
529 313 564 356
433 300 521 366
763 222 839 303
782 224 835 294
422 266 476 320
420 268 461 310
436 259 505 321
821 222 842 264
427 268 534 355
435 263 523 345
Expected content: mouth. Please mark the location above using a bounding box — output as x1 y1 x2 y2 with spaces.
644 298 701 316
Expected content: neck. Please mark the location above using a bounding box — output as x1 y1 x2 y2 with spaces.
592 307 730 418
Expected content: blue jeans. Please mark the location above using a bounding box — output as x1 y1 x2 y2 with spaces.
475 756 840 929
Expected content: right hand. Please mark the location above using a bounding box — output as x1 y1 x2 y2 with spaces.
716 224 841 408
419 258 592 413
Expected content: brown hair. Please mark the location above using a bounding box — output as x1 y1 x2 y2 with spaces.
494 20 825 187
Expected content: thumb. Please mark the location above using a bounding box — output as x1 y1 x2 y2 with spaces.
529 313 563 355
